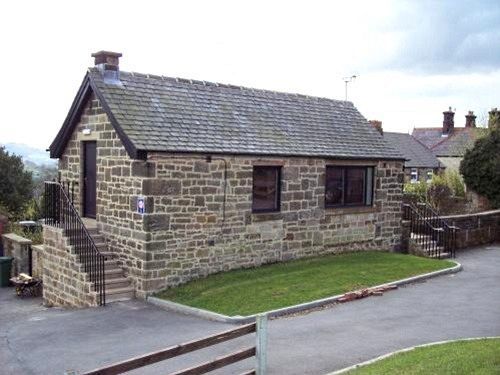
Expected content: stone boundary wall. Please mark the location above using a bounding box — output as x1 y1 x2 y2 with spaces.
42 225 98 307
401 209 500 253
1 233 32 277
441 209 500 249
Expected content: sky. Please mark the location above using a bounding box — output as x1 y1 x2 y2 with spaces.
1 0 499 150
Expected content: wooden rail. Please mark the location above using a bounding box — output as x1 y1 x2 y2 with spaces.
82 315 268 375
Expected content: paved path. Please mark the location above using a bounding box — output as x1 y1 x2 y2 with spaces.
1 245 499 374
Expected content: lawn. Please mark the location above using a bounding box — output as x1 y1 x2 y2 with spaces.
346 338 500 374
156 252 455 316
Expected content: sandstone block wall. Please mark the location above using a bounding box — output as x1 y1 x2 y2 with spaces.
42 225 98 307
442 209 500 249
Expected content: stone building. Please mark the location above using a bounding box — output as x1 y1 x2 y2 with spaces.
44 51 405 307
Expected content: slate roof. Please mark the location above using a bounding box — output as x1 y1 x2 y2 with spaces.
412 127 488 157
384 132 441 169
50 68 404 160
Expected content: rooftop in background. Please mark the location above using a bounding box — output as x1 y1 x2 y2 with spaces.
412 127 489 157
384 132 441 168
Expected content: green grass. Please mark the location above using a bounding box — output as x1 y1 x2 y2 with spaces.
156 252 455 316
347 338 500 374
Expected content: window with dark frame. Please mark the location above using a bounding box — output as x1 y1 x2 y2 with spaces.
252 166 281 213
325 166 374 207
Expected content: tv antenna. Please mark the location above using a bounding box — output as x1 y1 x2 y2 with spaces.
343 75 357 101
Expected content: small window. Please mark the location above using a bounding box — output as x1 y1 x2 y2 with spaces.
410 168 418 183
252 166 281 213
426 171 433 183
325 166 374 207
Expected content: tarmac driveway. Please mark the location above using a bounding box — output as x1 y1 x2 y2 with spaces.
1 244 499 374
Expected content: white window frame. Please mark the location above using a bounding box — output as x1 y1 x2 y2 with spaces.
410 168 418 183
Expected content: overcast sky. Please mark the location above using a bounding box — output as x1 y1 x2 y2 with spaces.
1 0 499 149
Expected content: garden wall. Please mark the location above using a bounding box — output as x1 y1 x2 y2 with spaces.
441 209 500 249
1 233 32 277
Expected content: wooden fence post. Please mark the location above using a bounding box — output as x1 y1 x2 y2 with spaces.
256 314 268 375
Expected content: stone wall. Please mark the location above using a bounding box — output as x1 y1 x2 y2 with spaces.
57 92 143 291
441 209 500 249
134 155 404 296
401 209 500 253
1 233 32 277
32 244 44 278
53 91 405 299
42 225 98 307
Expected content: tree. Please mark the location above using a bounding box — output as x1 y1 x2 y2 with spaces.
0 146 34 218
460 129 500 208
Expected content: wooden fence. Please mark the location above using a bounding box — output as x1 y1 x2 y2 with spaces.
79 314 268 375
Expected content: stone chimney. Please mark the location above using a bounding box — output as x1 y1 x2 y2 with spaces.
489 108 500 130
369 120 383 135
91 51 122 83
465 111 476 128
442 107 455 135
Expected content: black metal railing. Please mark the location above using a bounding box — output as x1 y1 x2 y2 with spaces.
403 203 458 258
44 181 105 305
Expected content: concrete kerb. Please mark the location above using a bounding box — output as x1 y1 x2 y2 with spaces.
147 261 462 324
328 336 500 374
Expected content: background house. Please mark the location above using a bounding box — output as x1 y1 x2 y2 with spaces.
43 51 405 307
383 132 443 183
412 108 489 171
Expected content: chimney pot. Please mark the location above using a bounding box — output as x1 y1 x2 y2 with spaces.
442 107 455 135
465 110 476 128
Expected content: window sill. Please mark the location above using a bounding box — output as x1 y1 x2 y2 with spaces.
251 211 283 222
325 205 378 215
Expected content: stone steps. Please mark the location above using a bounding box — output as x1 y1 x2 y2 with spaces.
106 286 135 303
67 221 134 304
410 232 450 259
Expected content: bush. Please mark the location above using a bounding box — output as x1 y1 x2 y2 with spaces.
444 170 465 197
6 222 43 245
460 129 500 208
403 180 427 202
427 174 452 211
0 146 34 219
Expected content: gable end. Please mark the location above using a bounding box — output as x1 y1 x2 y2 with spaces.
49 73 144 160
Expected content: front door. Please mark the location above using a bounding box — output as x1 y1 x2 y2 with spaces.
83 141 97 218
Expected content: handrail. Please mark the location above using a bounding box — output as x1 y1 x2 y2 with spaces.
415 202 453 230
403 203 457 258
44 181 106 305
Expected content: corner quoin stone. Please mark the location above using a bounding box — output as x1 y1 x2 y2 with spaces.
143 214 170 232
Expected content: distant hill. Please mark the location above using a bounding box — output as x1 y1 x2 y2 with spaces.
1 143 56 167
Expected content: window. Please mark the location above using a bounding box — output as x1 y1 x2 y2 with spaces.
252 166 281 212
325 166 374 207
426 170 433 183
410 168 418 183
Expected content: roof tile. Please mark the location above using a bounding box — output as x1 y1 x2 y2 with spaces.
89 68 403 159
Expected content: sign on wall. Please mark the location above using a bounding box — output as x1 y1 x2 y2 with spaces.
137 197 145 214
